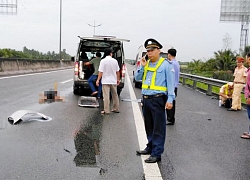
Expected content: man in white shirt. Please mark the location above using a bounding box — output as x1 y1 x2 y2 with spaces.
96 48 120 114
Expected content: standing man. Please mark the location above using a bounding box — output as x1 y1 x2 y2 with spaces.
241 53 250 139
166 48 180 125
135 38 175 163
228 56 247 111
85 52 102 98
96 48 120 115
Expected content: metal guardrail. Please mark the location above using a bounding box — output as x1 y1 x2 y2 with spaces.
180 73 229 96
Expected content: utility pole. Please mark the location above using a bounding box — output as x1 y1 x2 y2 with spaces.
59 0 62 60
88 20 102 36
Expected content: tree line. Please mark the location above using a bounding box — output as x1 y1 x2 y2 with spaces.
0 46 72 60
182 46 250 81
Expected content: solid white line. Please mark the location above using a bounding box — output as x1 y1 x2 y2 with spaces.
60 79 73 84
0 69 71 80
125 70 163 180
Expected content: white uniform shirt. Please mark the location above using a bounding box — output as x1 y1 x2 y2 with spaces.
98 56 120 84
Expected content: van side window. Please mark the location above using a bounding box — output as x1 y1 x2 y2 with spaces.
80 52 89 62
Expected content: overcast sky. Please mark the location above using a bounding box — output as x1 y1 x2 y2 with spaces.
0 0 246 62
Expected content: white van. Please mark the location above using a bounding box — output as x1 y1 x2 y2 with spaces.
72 36 130 95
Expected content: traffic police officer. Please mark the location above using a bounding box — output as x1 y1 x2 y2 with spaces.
135 38 175 163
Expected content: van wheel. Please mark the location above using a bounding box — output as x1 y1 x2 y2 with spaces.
73 85 79 95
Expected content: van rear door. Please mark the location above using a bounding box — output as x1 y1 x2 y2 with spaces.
77 36 130 81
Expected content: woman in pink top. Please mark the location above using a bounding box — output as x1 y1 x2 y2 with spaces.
241 53 250 139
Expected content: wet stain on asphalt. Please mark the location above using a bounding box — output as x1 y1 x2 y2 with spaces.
73 111 103 167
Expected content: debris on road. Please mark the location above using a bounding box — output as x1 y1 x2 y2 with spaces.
78 96 99 108
8 110 52 125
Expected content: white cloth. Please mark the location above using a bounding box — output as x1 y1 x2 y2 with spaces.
98 56 120 84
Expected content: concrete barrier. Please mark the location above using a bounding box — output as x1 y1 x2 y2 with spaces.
0 58 73 76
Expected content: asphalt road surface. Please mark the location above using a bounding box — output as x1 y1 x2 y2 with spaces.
0 65 250 180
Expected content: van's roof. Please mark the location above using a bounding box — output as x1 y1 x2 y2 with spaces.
78 35 130 42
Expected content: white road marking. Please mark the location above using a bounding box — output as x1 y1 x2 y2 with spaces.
126 70 163 180
0 69 71 80
60 79 73 84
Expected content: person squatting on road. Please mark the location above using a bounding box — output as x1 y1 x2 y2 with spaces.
84 52 102 98
135 38 175 163
219 82 234 108
96 48 120 115
228 56 247 111
166 48 180 125
241 53 250 139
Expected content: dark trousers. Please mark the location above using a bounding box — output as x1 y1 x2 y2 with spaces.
166 87 177 123
142 96 166 158
224 98 232 108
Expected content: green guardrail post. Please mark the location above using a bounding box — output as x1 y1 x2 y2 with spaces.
207 84 212 96
182 78 186 85
193 80 197 89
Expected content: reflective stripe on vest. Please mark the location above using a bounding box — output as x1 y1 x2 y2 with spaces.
142 57 167 91
224 84 233 95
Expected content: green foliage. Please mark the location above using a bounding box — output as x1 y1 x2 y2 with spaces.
202 58 217 71
187 59 204 74
213 70 234 81
184 49 238 81
243 46 250 57
213 49 237 71
0 47 72 60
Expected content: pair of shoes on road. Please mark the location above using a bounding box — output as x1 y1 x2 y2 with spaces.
241 132 250 139
136 149 161 163
227 108 237 111
111 109 119 113
144 156 161 163
91 91 98 96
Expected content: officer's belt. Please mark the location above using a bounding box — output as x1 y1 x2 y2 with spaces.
234 81 245 84
143 93 165 99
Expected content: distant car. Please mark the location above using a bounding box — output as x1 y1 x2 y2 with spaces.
133 45 168 88
72 36 130 95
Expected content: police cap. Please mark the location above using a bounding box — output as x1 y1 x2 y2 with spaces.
144 38 163 50
236 56 245 63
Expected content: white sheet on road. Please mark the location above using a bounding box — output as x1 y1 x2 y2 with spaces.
8 110 52 125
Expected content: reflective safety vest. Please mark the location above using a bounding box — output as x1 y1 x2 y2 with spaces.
142 57 167 91
224 84 233 95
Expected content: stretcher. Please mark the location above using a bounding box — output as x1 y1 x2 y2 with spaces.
78 96 99 108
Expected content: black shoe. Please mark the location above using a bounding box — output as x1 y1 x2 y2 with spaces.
144 156 161 163
227 108 237 111
166 122 174 125
136 149 151 155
